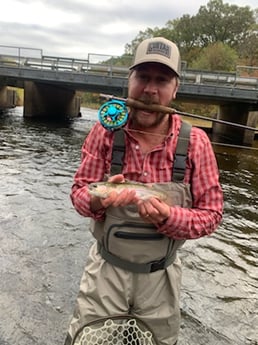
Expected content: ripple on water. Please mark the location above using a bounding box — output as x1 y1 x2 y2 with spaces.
1 107 257 345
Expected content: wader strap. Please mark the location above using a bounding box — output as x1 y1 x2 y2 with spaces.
173 122 192 182
98 242 176 273
110 130 125 175
111 122 192 181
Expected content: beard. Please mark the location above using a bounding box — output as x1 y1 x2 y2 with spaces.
130 108 167 130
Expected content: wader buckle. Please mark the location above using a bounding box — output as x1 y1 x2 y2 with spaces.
150 258 166 272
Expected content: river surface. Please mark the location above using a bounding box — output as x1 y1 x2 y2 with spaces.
0 106 257 345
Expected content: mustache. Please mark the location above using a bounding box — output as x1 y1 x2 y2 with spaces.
137 97 159 106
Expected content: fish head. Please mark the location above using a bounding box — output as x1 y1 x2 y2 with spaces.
88 182 110 198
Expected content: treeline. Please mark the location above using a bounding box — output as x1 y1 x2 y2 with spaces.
83 0 258 114
124 0 258 71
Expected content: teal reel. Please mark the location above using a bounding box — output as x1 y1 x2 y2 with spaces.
98 100 128 130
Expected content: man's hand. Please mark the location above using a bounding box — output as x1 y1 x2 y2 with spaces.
90 174 138 211
137 197 170 224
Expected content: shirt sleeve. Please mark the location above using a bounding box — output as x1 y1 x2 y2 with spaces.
70 123 112 220
158 127 223 239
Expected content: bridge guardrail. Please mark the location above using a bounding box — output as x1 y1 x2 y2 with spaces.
0 47 258 91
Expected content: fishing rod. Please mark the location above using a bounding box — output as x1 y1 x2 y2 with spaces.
98 93 257 132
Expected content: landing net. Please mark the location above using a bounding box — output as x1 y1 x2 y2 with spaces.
73 316 158 345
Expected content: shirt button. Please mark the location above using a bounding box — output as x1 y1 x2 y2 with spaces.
135 145 139 150
143 171 148 176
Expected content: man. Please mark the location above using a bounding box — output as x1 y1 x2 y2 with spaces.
64 37 223 345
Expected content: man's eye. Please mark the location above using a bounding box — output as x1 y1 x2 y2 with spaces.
138 74 149 81
157 76 170 83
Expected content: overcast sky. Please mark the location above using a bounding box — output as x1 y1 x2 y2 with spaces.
0 0 257 61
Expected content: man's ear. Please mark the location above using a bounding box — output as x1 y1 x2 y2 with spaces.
172 80 179 99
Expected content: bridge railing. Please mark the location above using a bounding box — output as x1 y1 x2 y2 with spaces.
0 46 258 90
0 45 42 66
180 68 258 89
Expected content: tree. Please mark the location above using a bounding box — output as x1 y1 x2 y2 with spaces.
124 28 155 55
191 42 238 71
196 0 256 48
124 0 257 67
237 8 258 66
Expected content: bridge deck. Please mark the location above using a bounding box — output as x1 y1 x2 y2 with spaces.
0 46 257 105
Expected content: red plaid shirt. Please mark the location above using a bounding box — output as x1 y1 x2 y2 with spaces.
71 114 223 239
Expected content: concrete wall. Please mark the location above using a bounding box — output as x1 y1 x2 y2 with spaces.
23 81 81 119
243 110 258 145
212 103 257 145
0 86 16 110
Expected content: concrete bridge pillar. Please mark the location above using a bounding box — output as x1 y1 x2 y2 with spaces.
243 110 258 145
23 81 81 119
212 103 257 146
0 86 16 110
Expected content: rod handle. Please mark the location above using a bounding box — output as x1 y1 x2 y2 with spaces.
126 98 176 114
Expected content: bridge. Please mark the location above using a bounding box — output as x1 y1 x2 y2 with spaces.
0 45 258 144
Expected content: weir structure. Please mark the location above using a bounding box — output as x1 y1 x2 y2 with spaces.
0 45 257 144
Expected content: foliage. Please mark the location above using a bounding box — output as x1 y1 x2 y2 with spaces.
191 42 238 71
82 0 258 108
194 0 255 48
237 9 258 66
79 92 102 108
125 28 156 55
124 0 257 69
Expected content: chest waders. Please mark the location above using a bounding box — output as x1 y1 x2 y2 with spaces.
90 122 193 273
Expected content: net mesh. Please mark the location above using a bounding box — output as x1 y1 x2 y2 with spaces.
73 317 157 345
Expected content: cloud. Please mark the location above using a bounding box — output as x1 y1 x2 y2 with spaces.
0 1 80 27
0 0 257 59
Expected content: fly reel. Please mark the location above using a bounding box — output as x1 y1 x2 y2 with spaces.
98 100 128 130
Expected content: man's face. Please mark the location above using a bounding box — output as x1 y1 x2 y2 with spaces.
128 63 179 129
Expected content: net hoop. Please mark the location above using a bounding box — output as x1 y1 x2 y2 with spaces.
72 315 159 345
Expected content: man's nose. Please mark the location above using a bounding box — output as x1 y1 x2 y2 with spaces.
143 80 158 94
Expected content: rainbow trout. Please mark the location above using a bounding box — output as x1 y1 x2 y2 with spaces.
88 181 168 201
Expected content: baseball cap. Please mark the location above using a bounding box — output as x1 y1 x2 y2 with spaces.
129 37 181 77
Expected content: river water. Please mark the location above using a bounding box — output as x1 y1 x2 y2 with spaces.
0 106 257 345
